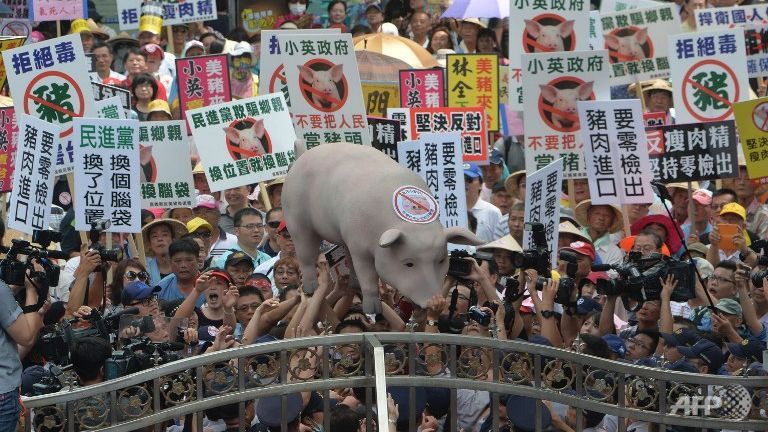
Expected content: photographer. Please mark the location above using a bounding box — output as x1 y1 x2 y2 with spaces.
61 245 104 319
70 336 112 385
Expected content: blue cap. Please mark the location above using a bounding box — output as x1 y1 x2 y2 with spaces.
256 393 303 426
576 296 602 315
727 339 766 363
121 281 160 305
677 339 725 372
603 334 627 358
463 162 483 180
660 328 699 348
665 359 699 374
506 395 552 432
489 149 504 165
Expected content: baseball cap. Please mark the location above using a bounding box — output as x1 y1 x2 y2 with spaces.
602 334 627 358
576 296 602 315
365 3 383 13
148 99 171 116
676 339 725 372
720 202 746 221
659 328 699 348
277 220 288 233
182 40 205 57
506 395 552 432
121 281 160 305
230 41 253 57
224 251 254 269
687 242 708 256
665 358 700 373
186 217 213 233
561 241 596 261
70 18 92 35
463 163 483 180
195 194 218 209
726 339 766 362
584 271 609 285
488 149 504 165
715 298 742 316
256 393 303 427
246 273 272 290
691 189 712 206
142 43 164 59
208 269 234 285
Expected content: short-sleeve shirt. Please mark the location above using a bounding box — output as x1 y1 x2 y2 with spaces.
0 282 23 394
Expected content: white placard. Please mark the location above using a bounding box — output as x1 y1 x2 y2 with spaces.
387 107 412 141
116 0 218 30
523 158 563 268
138 121 195 208
96 96 127 119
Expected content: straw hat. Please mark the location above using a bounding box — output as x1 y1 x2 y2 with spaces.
558 221 591 244
141 219 188 257
665 181 700 193
574 199 624 234
107 32 140 48
504 170 526 199
477 235 522 254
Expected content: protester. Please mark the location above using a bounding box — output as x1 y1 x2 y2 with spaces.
90 41 125 84
193 195 238 260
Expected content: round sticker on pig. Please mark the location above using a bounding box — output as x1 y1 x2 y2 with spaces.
392 186 439 224
298 58 349 113
223 117 272 161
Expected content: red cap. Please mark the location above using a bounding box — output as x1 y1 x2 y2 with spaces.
208 269 233 285
561 241 596 261
277 220 288 233
142 43 164 59
585 271 609 285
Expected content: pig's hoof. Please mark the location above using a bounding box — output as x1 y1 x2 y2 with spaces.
362 297 382 314
303 280 318 294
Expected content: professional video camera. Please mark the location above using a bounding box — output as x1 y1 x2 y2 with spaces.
88 219 124 268
514 222 552 278
447 249 495 278
105 338 184 380
592 252 695 304
30 364 72 396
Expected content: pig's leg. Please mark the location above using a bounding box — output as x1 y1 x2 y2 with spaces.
294 231 322 294
347 252 382 314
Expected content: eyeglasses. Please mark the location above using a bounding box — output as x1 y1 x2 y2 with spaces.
708 275 734 285
131 295 158 307
627 337 651 352
237 223 264 230
266 221 281 229
125 270 150 282
235 302 261 312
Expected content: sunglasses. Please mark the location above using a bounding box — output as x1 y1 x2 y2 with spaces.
126 270 150 282
266 221 281 229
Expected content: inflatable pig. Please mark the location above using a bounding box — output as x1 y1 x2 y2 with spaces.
283 143 482 313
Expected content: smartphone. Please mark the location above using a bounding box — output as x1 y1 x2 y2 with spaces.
718 224 739 251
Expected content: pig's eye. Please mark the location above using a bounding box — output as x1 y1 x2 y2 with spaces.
404 261 415 268
438 258 446 264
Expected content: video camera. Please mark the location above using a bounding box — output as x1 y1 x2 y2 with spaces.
105 338 184 380
30 364 72 396
88 219 124 268
592 252 695 305
447 249 494 278
514 222 551 278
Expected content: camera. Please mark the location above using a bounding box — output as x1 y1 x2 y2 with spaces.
749 239 768 268
593 252 695 304
30 365 70 396
105 338 184 380
88 219 124 266
447 249 494 278
37 308 115 366
751 268 768 288
531 250 578 306
514 222 552 278
467 305 491 326
130 316 156 334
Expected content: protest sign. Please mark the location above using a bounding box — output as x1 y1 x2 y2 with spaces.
577 99 654 205
387 107 411 142
669 28 748 124
368 116 401 162
508 0 590 110
0 36 26 91
0 19 32 41
409 107 487 164
399 69 445 109
523 158 563 268
694 6 768 78
589 11 604 51
279 32 369 147
600 0 663 12
138 121 195 208
73 118 141 233
8 114 58 234
92 82 132 118
258 29 339 109
2 34 97 176
734 98 768 179
186 93 296 192
177 54 231 130
96 97 126 120
116 0 217 30
600 4 680 86
239 0 287 35
499 65 509 106
446 54 499 131
362 82 399 118
396 132 467 230
29 0 86 21
643 112 667 128
522 50 611 178
647 120 739 183
0 108 18 192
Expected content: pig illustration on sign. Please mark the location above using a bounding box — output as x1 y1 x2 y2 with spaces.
604 28 649 61
223 119 267 157
524 19 575 52
540 81 595 130
283 143 482 314
140 145 155 182
298 63 344 110
754 103 768 130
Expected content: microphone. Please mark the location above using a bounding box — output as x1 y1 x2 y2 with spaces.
104 307 140 322
448 288 458 319
591 264 615 272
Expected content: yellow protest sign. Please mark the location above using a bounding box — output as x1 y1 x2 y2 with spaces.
734 97 768 179
0 36 26 91
446 54 499 131
362 82 400 118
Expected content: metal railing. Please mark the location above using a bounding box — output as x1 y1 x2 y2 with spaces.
23 332 768 432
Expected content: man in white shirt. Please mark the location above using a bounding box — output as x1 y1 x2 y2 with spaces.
465 163 502 243
89 41 126 85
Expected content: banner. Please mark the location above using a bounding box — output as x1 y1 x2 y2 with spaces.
522 50 611 178
399 69 445 109
0 20 33 41
695 6 768 78
387 107 411 141
508 0 590 110
600 4 681 85
734 98 768 179
600 0 663 12
409 107 487 163
116 0 218 30
523 158 563 268
396 132 468 230
177 54 231 131
186 93 296 192
96 97 127 119
138 121 195 208
73 118 141 233
362 82 399 118
669 28 748 124
647 120 739 183
2 34 97 175
577 99 654 205
0 36 26 91
29 0 86 21
239 0 287 35
0 108 18 192
368 116 401 162
446 54 499 132
92 82 132 118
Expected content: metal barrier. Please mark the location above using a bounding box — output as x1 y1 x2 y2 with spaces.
22 332 768 432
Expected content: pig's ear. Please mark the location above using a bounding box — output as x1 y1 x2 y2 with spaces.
444 227 484 246
539 84 558 103
577 81 595 100
298 65 315 83
633 27 648 44
329 64 344 82
223 126 241 143
252 119 265 138
558 20 575 37
604 34 619 50
139 146 153 164
524 19 541 37
378 228 403 248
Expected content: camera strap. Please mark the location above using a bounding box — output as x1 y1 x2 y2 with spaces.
20 276 45 313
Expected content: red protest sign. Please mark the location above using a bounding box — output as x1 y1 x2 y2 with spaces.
0 107 17 192
409 107 488 163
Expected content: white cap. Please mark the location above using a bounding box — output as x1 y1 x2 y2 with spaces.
230 41 253 57
380 22 399 36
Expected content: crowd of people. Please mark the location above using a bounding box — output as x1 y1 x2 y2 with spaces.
0 0 767 432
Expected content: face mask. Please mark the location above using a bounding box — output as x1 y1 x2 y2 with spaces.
290 3 306 14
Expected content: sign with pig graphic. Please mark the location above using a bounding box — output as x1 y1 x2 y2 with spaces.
669 28 748 124
278 32 370 147
600 4 681 85
508 0 590 110
185 93 296 192
522 50 611 179
138 121 195 208
733 98 768 179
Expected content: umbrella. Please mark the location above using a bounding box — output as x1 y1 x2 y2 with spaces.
355 50 413 82
353 33 439 69
441 0 509 19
